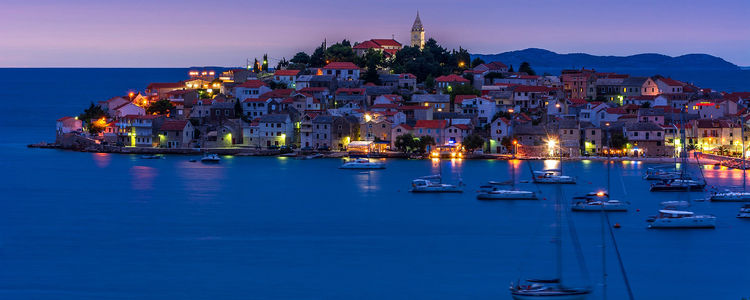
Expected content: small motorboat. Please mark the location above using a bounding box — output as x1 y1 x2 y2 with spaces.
648 209 716 229
141 154 164 159
643 167 680 180
200 153 221 163
339 158 385 169
571 191 629 212
649 179 705 192
410 177 462 193
737 204 750 218
710 191 750 202
532 170 576 184
510 279 591 300
477 187 537 200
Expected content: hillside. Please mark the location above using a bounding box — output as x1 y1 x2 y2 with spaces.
472 48 740 71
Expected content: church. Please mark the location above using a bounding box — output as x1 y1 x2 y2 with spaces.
352 12 426 57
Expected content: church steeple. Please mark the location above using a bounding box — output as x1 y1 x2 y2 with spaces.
410 11 425 49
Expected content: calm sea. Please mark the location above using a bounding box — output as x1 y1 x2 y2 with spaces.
1 69 749 299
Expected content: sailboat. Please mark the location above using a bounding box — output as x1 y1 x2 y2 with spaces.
510 186 592 299
648 109 716 229
532 131 576 184
711 123 750 201
573 154 629 211
650 111 706 192
410 158 463 193
478 160 537 200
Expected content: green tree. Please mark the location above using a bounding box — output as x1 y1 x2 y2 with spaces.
519 61 536 75
640 102 652 108
147 99 175 115
418 135 436 153
253 58 260 72
423 74 435 90
471 57 485 68
290 52 310 65
445 84 480 111
310 42 327 67
234 99 244 118
275 57 288 70
78 102 107 134
463 134 485 151
394 133 420 153
262 53 269 71
508 65 514 72
325 40 356 63
455 47 471 69
610 132 629 149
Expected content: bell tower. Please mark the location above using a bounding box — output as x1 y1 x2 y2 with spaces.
411 11 425 49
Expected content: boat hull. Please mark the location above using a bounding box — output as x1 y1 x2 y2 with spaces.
571 204 628 212
648 217 716 229
411 188 463 193
511 289 591 300
477 191 537 200
649 184 705 192
710 194 750 202
532 178 576 184
339 165 386 169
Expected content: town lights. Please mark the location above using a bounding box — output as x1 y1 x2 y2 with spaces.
547 139 557 157
364 114 371 122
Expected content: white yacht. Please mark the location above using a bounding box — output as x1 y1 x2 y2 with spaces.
738 204 750 219
200 153 221 163
410 177 463 193
571 192 629 212
510 280 591 300
477 187 536 200
532 170 576 184
339 158 385 169
709 191 750 202
648 210 716 229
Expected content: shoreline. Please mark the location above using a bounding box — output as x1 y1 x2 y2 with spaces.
28 142 725 164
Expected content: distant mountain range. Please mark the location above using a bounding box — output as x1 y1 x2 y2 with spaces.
471 48 740 71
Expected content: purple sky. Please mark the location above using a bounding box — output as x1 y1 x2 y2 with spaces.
2 0 749 67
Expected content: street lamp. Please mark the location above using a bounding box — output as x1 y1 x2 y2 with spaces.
513 139 518 158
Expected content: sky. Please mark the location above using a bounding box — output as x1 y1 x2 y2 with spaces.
1 0 749 67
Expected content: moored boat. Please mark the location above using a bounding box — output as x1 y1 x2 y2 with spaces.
339 158 385 169
532 170 576 184
510 279 591 300
571 192 629 212
200 153 221 163
709 191 750 202
141 154 164 159
410 178 463 193
737 204 750 218
648 209 716 229
649 179 705 192
478 188 536 200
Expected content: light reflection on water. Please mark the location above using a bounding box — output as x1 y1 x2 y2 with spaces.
176 160 226 201
129 165 157 191
92 152 111 168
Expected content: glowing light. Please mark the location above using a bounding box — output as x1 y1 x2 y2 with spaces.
508 109 514 113
596 191 605 197
512 140 518 145
364 114 371 122
128 92 135 98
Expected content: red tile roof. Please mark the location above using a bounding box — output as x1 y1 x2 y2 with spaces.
335 88 365 94
435 74 470 83
353 40 381 49
398 105 430 110
371 39 402 47
394 124 413 130
274 70 300 76
237 80 268 88
323 62 359 70
57 116 74 121
513 85 555 93
454 95 478 105
159 120 189 131
658 77 683 86
415 120 447 129
259 89 294 100
451 124 471 130
569 98 587 105
300 87 328 93
606 108 627 114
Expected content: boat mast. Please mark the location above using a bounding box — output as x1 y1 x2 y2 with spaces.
742 120 746 192
555 184 563 284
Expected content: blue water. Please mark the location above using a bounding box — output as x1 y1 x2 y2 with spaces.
2 69 750 299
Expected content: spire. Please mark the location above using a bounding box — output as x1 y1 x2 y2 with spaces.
411 11 423 32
